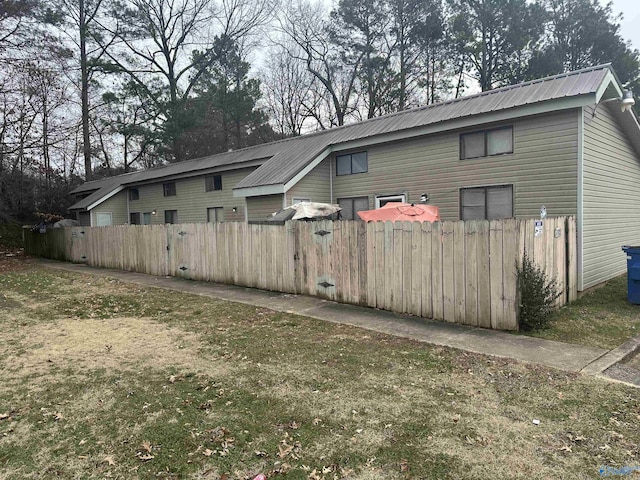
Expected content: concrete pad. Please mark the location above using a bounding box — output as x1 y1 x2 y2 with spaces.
32 259 608 373
581 335 640 376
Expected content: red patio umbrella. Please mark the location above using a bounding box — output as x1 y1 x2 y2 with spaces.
357 202 440 222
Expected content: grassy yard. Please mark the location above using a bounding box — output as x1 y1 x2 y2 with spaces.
0 258 639 479
525 275 640 350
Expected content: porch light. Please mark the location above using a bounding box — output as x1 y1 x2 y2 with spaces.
621 90 635 112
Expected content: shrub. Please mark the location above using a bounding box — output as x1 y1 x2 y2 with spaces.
516 252 561 331
0 222 24 249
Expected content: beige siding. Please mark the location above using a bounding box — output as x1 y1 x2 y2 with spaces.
91 191 128 225
582 104 640 289
330 110 579 220
285 158 331 205
246 194 284 221
124 167 256 224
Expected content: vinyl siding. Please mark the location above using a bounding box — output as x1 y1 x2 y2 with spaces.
91 191 128 226
246 194 284 221
285 158 331 205
330 110 579 220
124 167 257 224
582 104 640 289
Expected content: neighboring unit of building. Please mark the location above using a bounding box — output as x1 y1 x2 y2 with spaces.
69 64 640 292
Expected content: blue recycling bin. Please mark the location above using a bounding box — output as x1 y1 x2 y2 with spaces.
622 246 640 304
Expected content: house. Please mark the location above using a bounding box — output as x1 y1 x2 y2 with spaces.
69 64 640 292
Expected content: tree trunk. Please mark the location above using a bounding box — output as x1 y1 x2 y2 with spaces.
80 0 92 180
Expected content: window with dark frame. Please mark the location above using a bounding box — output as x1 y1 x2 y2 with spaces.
337 196 369 220
129 212 141 225
460 185 513 221
163 182 176 197
205 174 222 192
129 188 139 201
336 151 368 175
460 126 513 160
164 209 178 224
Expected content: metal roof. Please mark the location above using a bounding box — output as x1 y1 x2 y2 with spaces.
236 64 612 189
70 64 630 211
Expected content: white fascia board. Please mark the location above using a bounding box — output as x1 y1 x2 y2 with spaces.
280 96 593 193
283 147 333 193
577 108 585 292
329 96 593 154
85 186 125 211
595 71 623 103
233 183 284 198
238 96 594 197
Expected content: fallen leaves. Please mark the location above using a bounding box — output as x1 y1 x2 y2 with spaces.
136 440 155 461
102 455 116 466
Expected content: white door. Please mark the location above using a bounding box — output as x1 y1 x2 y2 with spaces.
95 212 113 226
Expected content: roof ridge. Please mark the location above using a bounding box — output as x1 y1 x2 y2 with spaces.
256 64 613 143
74 63 613 195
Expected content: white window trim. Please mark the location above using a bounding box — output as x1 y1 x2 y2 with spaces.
95 212 113 227
292 197 311 205
375 194 406 209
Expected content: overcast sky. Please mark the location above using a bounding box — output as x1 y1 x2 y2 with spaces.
606 0 640 50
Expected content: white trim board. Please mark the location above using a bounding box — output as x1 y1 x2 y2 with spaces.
577 107 585 292
86 186 125 211
233 95 596 198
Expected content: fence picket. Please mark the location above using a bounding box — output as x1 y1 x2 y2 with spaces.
464 220 478 327
489 220 504 329
25 216 578 331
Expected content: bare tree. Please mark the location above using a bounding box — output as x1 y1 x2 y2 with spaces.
54 0 116 180
260 42 315 136
278 0 362 128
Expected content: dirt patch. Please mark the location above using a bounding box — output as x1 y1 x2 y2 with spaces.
0 252 30 274
0 317 231 383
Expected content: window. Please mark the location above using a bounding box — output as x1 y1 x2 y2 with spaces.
207 207 224 223
338 196 369 220
292 198 310 204
164 209 178 224
130 212 141 225
163 182 176 197
460 126 513 159
129 188 139 201
336 151 368 175
375 194 406 209
95 212 112 226
460 185 513 221
205 174 222 192
143 212 152 225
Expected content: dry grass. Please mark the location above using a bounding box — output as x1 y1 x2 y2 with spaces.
0 257 638 479
525 275 640 349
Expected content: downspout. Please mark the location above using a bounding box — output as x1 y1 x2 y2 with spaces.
126 188 130 224
329 157 334 203
577 107 584 292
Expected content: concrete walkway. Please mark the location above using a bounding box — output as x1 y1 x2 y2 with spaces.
32 258 611 374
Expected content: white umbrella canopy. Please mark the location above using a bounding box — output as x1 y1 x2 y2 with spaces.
263 202 342 222
289 201 341 220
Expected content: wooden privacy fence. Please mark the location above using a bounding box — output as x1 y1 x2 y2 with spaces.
24 217 577 331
